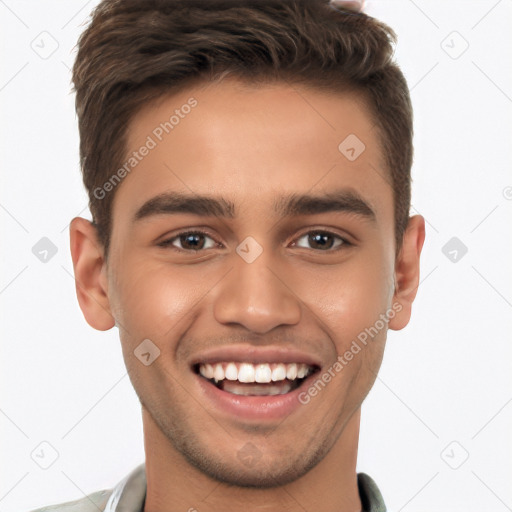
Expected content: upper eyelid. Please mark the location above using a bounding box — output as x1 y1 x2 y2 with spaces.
159 229 220 245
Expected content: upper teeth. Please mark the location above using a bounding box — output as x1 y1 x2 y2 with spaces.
198 362 313 383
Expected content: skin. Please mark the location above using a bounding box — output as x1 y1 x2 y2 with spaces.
70 77 425 512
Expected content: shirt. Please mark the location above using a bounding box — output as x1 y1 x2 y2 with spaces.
29 464 387 512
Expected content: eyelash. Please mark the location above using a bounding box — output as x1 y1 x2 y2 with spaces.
157 229 352 253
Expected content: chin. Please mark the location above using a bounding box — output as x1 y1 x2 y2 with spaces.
169 426 331 489
184 452 321 488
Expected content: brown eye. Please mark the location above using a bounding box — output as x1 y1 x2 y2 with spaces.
158 231 217 251
294 231 348 251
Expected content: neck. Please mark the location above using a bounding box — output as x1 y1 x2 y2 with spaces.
142 408 362 512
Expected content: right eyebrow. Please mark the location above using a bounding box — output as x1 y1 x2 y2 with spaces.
133 192 235 223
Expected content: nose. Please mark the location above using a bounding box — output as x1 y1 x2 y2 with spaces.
213 250 302 334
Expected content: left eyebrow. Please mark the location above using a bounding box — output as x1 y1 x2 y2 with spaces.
273 189 376 222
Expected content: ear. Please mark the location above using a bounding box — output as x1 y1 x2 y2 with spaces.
388 215 426 331
69 217 115 331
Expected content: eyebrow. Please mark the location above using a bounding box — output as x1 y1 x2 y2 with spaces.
133 189 376 223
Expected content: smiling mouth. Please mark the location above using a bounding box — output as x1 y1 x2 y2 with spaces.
194 362 319 396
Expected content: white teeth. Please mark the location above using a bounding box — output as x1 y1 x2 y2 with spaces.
199 363 214 379
271 364 286 382
222 380 293 396
213 363 224 383
225 362 238 381
254 364 272 383
286 363 298 380
238 363 256 383
204 363 214 379
198 361 314 384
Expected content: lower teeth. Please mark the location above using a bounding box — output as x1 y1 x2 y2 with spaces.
215 378 299 396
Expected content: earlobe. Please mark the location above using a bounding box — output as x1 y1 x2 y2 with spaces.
69 217 116 331
388 215 426 331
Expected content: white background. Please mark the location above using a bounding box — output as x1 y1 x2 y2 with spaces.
1 1 511 511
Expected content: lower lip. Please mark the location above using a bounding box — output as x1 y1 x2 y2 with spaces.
195 372 316 421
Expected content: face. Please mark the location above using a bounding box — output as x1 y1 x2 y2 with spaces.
73 78 423 488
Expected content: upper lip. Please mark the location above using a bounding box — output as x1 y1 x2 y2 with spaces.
190 345 322 369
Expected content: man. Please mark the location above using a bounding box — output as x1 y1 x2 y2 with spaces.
34 0 425 510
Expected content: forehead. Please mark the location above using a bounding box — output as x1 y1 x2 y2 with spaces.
114 78 391 223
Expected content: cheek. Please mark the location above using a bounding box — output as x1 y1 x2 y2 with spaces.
109 260 201 341
109 257 225 344
295 253 393 347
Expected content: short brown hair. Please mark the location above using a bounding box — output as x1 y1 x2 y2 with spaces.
72 0 413 259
